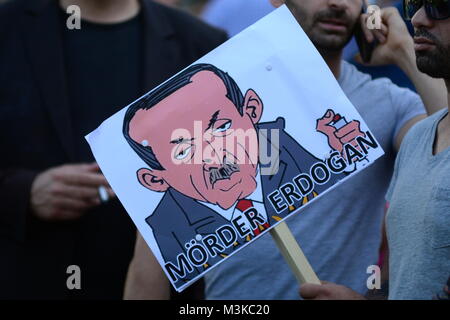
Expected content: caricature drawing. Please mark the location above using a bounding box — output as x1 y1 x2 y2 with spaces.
122 64 369 288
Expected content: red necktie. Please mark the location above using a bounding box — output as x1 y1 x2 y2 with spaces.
235 199 270 237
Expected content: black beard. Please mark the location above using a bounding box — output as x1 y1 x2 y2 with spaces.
415 29 450 79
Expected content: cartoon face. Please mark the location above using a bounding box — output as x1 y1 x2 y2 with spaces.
128 70 264 209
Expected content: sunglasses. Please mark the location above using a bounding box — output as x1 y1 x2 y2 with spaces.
403 0 450 21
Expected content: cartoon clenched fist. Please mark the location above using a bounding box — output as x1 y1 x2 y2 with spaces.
316 109 365 155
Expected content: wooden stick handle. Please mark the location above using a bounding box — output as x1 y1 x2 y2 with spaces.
270 221 321 285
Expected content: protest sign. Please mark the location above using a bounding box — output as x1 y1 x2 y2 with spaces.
86 5 384 292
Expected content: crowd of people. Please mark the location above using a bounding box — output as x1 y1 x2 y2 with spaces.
0 0 448 300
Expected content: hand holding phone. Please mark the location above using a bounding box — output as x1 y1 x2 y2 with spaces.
354 5 413 67
354 2 378 64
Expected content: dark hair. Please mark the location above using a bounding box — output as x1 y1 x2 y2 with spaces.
123 63 244 170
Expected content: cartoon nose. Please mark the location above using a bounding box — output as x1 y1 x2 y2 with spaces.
203 141 225 168
202 158 217 172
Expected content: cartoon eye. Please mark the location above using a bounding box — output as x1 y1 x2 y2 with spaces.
213 120 232 134
174 144 193 160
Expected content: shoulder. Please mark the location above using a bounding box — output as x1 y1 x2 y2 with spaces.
340 61 419 100
258 117 286 130
399 110 445 155
340 61 423 119
148 0 228 51
0 0 23 13
0 0 29 49
340 61 373 88
0 0 24 26
405 110 445 141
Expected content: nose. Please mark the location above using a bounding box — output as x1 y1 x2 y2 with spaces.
412 5 433 29
203 140 225 169
327 0 350 10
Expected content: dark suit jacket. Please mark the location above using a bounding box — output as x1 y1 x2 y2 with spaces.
146 118 343 289
0 0 227 299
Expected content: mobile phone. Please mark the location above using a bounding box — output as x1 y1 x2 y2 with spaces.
354 3 378 63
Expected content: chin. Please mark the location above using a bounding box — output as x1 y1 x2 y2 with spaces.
214 185 249 210
313 34 350 51
208 174 258 209
417 56 449 79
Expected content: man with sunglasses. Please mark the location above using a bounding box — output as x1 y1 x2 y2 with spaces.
300 0 450 300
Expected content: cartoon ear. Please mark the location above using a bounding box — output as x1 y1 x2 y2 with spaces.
137 168 169 192
270 0 285 8
243 89 264 124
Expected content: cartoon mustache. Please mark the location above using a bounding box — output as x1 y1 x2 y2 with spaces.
209 162 240 187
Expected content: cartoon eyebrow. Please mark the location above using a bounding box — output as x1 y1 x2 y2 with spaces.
205 110 220 132
169 137 195 145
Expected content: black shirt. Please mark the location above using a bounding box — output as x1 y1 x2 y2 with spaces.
62 11 143 162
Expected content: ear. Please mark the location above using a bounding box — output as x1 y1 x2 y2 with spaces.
243 89 263 124
137 168 169 192
270 0 285 8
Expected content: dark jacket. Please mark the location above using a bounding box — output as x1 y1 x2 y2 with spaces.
0 0 227 299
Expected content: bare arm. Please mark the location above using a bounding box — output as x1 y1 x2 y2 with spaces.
393 114 426 151
123 232 170 300
361 7 447 115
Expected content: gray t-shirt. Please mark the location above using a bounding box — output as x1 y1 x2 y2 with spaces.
204 61 426 299
386 109 450 300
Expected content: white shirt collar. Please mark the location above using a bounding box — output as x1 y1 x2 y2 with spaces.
198 168 264 221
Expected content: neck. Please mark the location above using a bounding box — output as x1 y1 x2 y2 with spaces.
59 0 140 24
318 48 343 80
